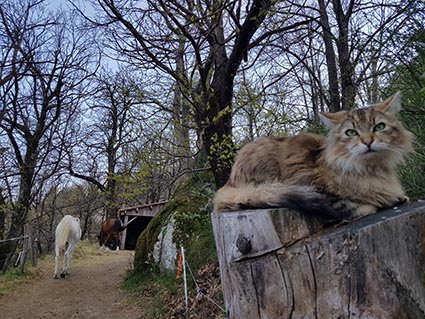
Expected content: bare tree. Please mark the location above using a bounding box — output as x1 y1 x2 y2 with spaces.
0 0 98 248
316 0 419 110
67 69 147 218
260 0 421 116
73 0 314 188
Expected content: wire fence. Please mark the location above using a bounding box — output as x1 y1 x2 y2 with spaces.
177 246 226 319
0 225 38 275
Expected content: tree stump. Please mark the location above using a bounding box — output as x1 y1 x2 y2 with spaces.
211 201 425 319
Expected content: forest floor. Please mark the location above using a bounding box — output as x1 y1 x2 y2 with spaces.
0 242 143 319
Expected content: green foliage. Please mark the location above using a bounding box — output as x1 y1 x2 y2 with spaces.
208 132 234 169
122 261 183 318
305 121 328 136
399 153 425 198
134 169 216 273
173 211 216 271
385 29 425 198
399 99 425 198
0 268 35 297
125 269 179 293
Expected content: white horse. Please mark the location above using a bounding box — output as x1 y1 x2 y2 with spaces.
53 215 82 279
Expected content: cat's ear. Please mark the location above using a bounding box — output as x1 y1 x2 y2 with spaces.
373 91 402 114
319 111 348 128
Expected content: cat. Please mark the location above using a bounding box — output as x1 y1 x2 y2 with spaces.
213 92 413 219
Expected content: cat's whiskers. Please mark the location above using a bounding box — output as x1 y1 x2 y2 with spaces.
351 144 369 156
380 147 409 168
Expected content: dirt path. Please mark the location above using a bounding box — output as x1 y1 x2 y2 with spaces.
0 244 142 319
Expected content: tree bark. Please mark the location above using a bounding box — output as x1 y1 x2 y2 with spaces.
212 201 425 318
318 0 341 112
201 0 274 188
173 35 191 170
332 0 357 110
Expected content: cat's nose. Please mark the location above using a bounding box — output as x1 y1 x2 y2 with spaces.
362 139 373 148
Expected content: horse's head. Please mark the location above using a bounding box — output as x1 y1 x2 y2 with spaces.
98 231 107 246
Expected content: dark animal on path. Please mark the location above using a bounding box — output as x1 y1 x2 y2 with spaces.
98 219 126 252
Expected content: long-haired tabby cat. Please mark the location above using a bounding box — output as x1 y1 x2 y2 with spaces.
213 92 413 219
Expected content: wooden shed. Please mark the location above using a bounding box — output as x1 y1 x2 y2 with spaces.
119 201 167 250
212 201 425 318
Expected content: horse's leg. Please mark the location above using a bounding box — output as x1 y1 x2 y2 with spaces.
53 245 60 279
105 233 113 253
115 232 120 253
62 244 69 277
65 242 77 276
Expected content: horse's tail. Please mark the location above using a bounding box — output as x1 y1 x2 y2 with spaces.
55 215 73 251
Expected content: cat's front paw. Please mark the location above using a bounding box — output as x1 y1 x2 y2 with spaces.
397 195 409 204
351 204 376 219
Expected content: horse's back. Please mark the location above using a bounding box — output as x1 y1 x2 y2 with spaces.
55 215 81 248
101 219 116 232
69 216 81 242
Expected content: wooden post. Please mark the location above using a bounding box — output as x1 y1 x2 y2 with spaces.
29 235 37 267
19 236 28 274
121 215 129 250
212 201 425 318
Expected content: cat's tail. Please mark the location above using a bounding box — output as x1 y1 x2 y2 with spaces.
213 182 346 219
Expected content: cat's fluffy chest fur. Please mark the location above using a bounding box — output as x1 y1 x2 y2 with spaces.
213 92 413 218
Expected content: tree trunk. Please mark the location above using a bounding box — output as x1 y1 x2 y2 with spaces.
0 190 5 240
8 146 38 240
333 0 357 110
318 0 341 112
212 202 425 318
173 34 191 170
202 71 234 188
201 0 273 188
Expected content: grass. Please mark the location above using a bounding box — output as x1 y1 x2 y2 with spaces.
0 258 46 298
0 240 99 298
0 269 32 297
122 266 226 319
122 258 225 319
122 269 182 318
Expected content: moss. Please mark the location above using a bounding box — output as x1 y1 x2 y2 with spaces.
134 170 216 273
0 268 35 297
134 201 176 272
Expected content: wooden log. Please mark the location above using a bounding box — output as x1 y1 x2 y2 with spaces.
212 201 425 319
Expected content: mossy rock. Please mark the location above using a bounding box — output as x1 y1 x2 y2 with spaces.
134 171 216 273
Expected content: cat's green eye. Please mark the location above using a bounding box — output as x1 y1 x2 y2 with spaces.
373 122 386 132
345 129 359 137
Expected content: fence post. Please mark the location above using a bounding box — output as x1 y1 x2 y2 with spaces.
33 237 38 267
28 235 37 267
19 236 28 274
